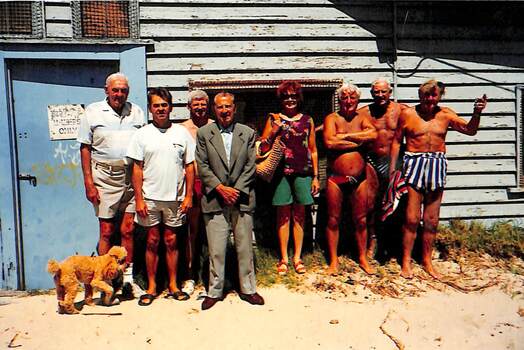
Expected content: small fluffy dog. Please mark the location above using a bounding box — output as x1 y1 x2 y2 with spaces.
47 246 127 314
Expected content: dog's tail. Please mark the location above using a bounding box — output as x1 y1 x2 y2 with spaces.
47 260 61 275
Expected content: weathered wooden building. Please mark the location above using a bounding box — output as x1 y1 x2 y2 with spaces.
1 0 523 289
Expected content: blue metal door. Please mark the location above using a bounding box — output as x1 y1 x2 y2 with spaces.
8 59 118 289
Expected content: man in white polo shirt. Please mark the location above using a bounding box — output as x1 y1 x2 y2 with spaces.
78 72 145 299
127 88 195 306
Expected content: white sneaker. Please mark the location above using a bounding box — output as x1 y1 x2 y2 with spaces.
181 280 195 296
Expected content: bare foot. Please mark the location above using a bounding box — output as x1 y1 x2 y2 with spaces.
367 237 377 259
358 258 376 275
422 261 442 280
325 263 339 276
400 263 414 279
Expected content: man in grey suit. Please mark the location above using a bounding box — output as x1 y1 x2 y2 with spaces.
195 91 264 310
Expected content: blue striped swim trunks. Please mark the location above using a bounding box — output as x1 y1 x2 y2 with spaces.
402 152 447 192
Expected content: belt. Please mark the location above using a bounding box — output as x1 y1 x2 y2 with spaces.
92 160 126 172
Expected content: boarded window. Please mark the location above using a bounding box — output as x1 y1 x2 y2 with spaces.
517 86 524 188
0 1 42 38
72 0 139 39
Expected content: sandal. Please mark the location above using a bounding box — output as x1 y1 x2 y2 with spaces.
293 260 306 274
277 261 288 275
138 293 156 306
165 290 190 301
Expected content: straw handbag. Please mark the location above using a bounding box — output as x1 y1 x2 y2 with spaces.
255 136 284 182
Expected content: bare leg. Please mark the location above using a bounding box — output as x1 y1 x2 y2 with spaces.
98 218 115 255
401 186 423 279
421 189 444 279
145 225 160 296
292 204 305 265
325 179 342 275
185 203 201 279
164 226 180 294
276 205 292 264
351 180 375 274
120 212 135 265
365 164 379 259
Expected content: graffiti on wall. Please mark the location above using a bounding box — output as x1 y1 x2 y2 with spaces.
31 142 81 187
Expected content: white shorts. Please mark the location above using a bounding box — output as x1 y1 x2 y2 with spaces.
91 161 135 219
135 199 185 228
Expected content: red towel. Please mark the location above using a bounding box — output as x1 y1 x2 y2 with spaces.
381 170 408 221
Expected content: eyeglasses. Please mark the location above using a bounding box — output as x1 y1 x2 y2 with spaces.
281 93 298 100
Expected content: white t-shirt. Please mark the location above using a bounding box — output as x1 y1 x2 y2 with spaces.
77 100 145 165
126 123 195 201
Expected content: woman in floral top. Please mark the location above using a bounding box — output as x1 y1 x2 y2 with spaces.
259 81 319 275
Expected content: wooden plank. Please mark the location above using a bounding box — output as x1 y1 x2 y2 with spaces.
397 39 524 55
44 4 71 21
445 130 515 143
447 159 516 173
146 55 390 72
140 6 362 21
149 39 387 55
398 72 524 85
445 174 515 188
396 23 524 40
45 22 73 38
442 189 511 204
396 85 516 100
446 144 515 158
418 101 514 114
397 55 524 72
440 203 524 219
140 23 383 38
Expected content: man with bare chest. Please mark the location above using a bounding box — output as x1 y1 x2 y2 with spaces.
323 84 377 275
358 78 406 257
390 80 487 279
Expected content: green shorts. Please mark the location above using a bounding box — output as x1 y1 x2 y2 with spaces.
272 175 314 206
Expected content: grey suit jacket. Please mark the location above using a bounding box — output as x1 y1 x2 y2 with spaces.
195 122 256 214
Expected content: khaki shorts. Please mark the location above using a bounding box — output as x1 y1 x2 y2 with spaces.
135 199 185 228
92 161 135 219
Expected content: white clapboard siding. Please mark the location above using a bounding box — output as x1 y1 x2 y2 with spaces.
396 85 517 100
146 55 390 72
447 159 516 173
445 130 515 143
396 55 523 72
446 144 515 158
398 72 524 85
140 23 383 38
440 203 524 219
446 174 515 189
140 6 367 21
149 40 386 55
397 39 524 55
442 189 512 204
138 1 524 223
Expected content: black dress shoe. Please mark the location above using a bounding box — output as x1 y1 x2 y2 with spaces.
201 296 221 310
239 292 264 305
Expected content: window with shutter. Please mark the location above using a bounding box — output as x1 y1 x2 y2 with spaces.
0 1 43 38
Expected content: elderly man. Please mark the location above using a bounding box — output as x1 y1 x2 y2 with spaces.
127 88 195 305
195 92 264 310
180 90 213 296
391 80 487 279
78 72 145 298
323 84 377 275
358 78 407 258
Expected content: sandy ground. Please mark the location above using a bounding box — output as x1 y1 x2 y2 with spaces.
0 282 523 350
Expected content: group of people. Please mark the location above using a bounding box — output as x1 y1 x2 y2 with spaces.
77 72 487 311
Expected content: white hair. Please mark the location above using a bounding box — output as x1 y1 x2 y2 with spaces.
371 77 391 90
188 89 209 104
105 72 128 87
337 83 361 100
